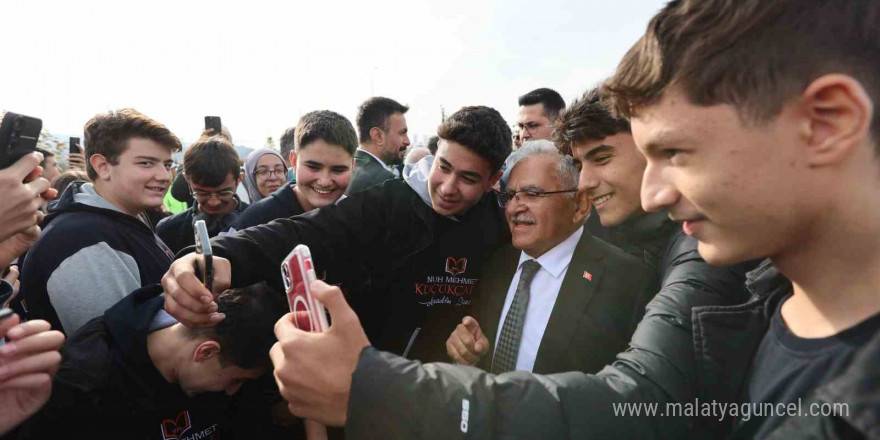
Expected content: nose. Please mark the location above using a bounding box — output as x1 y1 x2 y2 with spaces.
640 161 679 212
438 174 458 197
206 196 222 207
505 196 528 215
403 134 411 147
577 167 599 192
317 170 332 186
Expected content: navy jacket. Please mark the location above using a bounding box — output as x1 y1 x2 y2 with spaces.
18 182 174 334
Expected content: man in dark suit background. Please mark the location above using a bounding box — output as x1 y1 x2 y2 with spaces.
446 140 655 374
345 96 411 195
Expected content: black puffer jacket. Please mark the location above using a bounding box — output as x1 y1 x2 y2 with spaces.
344 221 759 439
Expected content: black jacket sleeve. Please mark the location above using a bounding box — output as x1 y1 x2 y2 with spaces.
345 233 755 440
209 183 399 291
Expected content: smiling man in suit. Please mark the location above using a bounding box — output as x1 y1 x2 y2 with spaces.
446 140 656 374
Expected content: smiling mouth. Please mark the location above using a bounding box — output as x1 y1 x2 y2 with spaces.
146 185 166 193
310 185 336 195
592 193 613 206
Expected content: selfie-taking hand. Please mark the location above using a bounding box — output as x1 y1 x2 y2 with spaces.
270 280 370 426
446 315 489 366
67 152 86 171
162 252 231 328
0 153 55 243
0 315 65 436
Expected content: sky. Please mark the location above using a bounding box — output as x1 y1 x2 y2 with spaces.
2 0 667 150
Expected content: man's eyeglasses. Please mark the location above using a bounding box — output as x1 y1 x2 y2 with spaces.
254 168 286 179
517 122 547 136
500 187 578 205
191 189 236 201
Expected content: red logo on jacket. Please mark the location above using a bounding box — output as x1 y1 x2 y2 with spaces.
161 410 192 440
445 257 468 276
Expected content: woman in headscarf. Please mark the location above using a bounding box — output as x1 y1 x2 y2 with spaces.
243 149 287 203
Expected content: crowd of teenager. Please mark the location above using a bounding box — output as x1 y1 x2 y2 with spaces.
2 0 879 438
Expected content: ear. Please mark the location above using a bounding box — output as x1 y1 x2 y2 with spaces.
800 74 874 167
350 157 357 171
89 154 112 180
369 127 385 146
193 340 221 363
239 171 245 182
486 170 504 193
289 150 298 171
572 190 592 224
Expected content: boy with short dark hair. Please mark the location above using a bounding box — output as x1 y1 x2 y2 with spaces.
229 110 357 231
19 109 180 335
157 135 247 255
18 282 286 439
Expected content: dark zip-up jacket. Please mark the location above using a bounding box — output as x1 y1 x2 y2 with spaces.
17 182 174 334
343 215 759 439
210 178 510 356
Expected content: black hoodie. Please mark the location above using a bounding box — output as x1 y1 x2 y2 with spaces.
17 182 174 334
15 285 234 439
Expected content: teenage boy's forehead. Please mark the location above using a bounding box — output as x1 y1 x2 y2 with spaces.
436 141 490 178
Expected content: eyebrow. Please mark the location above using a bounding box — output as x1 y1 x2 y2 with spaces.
583 144 615 159
438 157 483 180
511 184 544 192
134 156 164 162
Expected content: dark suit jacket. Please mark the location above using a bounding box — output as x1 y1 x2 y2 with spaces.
345 149 396 196
474 230 657 375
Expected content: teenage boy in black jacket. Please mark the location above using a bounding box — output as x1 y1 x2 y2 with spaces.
163 106 512 358
19 109 180 335
156 135 247 255
266 1 880 439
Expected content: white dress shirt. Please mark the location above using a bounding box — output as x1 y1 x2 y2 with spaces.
493 226 584 372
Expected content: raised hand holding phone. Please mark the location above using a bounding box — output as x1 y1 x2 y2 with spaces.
281 245 328 332
280 245 330 439
193 220 213 293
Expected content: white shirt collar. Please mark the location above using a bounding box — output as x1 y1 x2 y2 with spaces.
358 147 388 169
517 226 585 278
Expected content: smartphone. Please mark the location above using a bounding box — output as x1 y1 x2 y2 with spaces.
0 112 42 170
69 136 81 155
194 220 214 293
204 116 222 136
280 245 328 332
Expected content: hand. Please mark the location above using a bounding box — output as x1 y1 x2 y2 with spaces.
67 153 86 171
0 153 56 243
0 315 65 436
446 316 489 366
161 253 230 328
270 280 370 426
0 226 42 269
